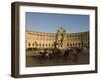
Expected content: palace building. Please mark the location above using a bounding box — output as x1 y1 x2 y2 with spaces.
26 27 89 50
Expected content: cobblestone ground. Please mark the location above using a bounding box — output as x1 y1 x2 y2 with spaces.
26 50 89 67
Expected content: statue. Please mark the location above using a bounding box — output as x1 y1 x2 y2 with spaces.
55 27 66 49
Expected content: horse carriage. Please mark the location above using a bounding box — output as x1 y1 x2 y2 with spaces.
39 47 83 61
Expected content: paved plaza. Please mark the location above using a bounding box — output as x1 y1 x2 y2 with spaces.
26 49 89 67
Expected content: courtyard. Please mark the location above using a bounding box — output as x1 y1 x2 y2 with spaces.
26 48 89 67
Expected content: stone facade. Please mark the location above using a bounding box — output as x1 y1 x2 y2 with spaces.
26 28 89 50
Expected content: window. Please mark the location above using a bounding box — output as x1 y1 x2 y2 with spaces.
32 43 34 46
67 43 69 47
73 43 74 47
28 43 31 46
79 43 80 47
76 43 77 47
49 44 50 47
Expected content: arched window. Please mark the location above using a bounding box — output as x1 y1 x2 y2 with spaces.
32 43 34 46
42 44 44 47
79 43 80 47
73 43 74 47
76 43 77 47
67 43 69 47
28 43 31 46
49 44 50 47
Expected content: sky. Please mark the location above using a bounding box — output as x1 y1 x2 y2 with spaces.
25 12 89 33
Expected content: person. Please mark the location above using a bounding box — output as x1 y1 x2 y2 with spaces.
64 49 69 60
69 49 78 62
43 49 50 58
